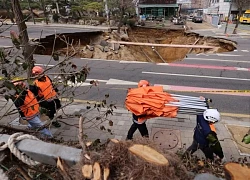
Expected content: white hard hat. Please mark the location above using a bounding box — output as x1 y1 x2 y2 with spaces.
203 109 220 123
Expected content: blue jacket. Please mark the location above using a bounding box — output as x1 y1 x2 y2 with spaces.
194 115 212 145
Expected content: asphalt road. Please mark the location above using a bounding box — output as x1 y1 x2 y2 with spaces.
0 24 103 39
31 44 250 116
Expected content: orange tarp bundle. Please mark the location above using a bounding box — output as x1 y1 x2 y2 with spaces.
125 86 179 123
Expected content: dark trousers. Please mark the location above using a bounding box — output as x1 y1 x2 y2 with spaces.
126 121 149 140
40 98 61 120
185 139 214 160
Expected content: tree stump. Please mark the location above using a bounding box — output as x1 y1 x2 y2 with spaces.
224 162 250 180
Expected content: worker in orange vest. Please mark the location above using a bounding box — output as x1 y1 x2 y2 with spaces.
126 80 150 140
29 66 61 128
11 79 53 138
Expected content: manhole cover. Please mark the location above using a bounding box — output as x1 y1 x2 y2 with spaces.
153 129 179 150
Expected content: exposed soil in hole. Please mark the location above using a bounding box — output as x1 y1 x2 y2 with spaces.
35 27 237 63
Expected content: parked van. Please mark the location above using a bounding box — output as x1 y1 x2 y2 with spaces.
240 10 250 24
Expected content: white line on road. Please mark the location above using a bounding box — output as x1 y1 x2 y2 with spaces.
185 57 250 63
142 71 250 81
119 60 148 64
35 63 55 67
216 53 242 57
106 78 138 85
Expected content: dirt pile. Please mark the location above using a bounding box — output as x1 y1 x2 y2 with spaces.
35 27 237 63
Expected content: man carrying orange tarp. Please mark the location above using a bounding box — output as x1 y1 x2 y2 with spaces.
125 81 179 123
125 80 211 140
126 80 179 140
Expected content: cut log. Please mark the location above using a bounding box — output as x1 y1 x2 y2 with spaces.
224 162 250 180
93 162 101 180
110 139 119 143
108 40 215 49
56 157 71 180
82 165 93 179
84 154 91 160
128 144 169 166
103 167 110 180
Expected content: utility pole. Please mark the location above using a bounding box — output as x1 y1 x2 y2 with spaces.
27 0 36 24
224 1 232 34
104 0 109 24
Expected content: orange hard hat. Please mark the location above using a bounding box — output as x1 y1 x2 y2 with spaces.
32 66 44 75
138 80 150 88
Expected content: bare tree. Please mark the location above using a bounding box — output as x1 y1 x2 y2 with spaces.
1 0 15 23
11 0 34 78
233 0 250 34
108 0 135 33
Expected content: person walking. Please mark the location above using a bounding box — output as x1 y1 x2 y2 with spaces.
185 108 224 161
30 66 61 128
126 80 150 140
11 79 53 138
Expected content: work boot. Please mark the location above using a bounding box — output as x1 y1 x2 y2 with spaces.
52 121 61 128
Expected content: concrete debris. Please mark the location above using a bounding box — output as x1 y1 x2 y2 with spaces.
84 49 94 58
104 36 111 40
120 33 129 41
104 46 109 52
111 43 120 51
96 45 104 52
86 45 94 51
100 40 109 47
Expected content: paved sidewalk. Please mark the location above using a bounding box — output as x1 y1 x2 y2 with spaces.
60 102 250 160
187 21 250 38
1 98 249 161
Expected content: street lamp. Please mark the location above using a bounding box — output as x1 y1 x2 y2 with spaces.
224 0 232 34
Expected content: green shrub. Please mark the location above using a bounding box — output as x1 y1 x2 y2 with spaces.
125 18 136 27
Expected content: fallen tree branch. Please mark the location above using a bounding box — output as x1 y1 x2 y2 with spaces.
78 116 85 150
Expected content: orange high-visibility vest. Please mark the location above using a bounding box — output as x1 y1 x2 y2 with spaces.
34 75 57 100
18 90 39 120
209 124 216 133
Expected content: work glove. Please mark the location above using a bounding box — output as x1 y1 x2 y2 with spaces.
206 132 224 159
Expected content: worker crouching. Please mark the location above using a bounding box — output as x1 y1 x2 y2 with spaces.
30 66 61 128
11 80 53 138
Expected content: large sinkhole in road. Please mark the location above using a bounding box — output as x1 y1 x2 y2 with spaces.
35 27 237 63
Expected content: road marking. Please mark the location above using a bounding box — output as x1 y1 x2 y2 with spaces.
156 63 250 71
216 53 242 57
81 58 115 62
35 63 55 67
119 60 148 64
142 71 250 81
154 84 250 97
241 50 249 52
220 112 250 118
106 78 138 85
185 57 250 63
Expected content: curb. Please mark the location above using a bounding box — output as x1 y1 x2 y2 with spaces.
0 134 82 166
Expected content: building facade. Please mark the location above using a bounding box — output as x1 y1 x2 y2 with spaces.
136 0 178 18
206 0 250 19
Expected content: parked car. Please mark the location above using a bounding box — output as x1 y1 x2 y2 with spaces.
146 15 156 21
187 15 194 21
192 16 203 23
